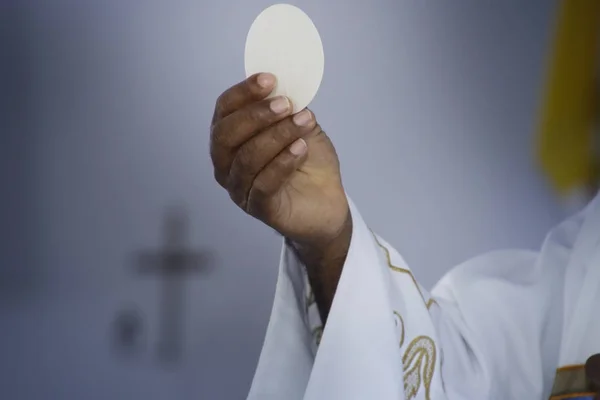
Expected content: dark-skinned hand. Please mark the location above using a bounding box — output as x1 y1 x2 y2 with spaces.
210 73 349 249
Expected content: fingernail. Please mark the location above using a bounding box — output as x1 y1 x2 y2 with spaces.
292 109 313 127
270 97 291 114
290 138 307 156
257 73 276 89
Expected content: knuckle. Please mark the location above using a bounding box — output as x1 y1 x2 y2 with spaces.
234 142 258 172
278 120 300 141
210 123 230 149
245 102 268 125
261 120 297 148
240 79 254 97
215 93 229 116
226 174 245 205
228 159 254 203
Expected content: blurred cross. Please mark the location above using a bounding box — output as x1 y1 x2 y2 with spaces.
136 206 211 364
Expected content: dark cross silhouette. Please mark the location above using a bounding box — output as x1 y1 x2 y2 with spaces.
136 206 212 364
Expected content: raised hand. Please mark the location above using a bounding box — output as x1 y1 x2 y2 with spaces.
210 73 349 247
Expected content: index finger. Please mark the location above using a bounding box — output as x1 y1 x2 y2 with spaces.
212 73 276 124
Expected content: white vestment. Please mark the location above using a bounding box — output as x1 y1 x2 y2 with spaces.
247 195 600 400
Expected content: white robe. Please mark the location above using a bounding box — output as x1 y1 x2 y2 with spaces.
247 195 600 400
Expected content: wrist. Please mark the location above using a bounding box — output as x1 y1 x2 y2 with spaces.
290 206 353 269
288 206 352 323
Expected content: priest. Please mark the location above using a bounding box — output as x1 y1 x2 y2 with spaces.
210 73 600 400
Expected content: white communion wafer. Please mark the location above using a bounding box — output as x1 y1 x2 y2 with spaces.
244 4 324 114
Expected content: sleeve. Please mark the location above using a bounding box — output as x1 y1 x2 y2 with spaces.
246 197 581 400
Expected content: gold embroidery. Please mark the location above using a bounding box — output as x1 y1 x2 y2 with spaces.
393 311 406 347
426 298 438 310
403 335 437 400
370 233 437 398
371 232 437 310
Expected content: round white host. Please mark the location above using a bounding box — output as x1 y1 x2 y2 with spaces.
244 4 324 114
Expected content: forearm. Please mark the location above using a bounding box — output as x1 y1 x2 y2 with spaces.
290 210 353 323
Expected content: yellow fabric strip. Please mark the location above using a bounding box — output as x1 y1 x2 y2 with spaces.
537 0 600 195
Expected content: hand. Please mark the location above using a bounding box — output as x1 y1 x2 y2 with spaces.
210 73 349 248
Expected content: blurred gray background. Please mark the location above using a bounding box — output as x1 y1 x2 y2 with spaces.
1 1 565 399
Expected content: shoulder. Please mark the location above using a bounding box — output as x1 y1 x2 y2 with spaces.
435 192 600 295
432 249 542 301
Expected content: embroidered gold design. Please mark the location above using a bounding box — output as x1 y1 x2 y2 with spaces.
371 232 437 310
426 298 437 309
393 311 406 347
369 233 437 398
403 335 436 400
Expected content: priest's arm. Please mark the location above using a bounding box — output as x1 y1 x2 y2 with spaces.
247 197 577 400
